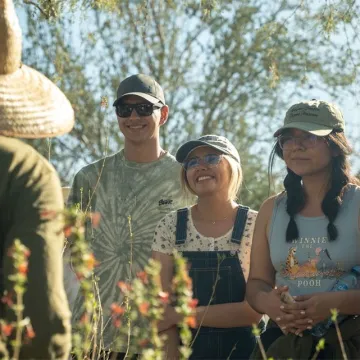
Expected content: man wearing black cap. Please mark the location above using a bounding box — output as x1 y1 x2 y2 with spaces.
65 74 186 357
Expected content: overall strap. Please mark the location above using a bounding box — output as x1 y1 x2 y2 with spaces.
175 208 189 245
231 205 249 244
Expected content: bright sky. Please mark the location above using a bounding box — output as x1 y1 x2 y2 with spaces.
16 2 360 176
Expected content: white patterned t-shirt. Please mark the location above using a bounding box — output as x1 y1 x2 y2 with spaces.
152 207 257 280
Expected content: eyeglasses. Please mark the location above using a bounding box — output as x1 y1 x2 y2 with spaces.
115 103 162 117
278 134 321 150
183 154 223 171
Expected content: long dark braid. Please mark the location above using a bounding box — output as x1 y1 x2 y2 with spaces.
321 135 356 241
270 131 359 243
283 169 305 242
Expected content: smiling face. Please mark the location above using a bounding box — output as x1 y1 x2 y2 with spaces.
184 146 232 199
281 129 333 177
116 95 168 144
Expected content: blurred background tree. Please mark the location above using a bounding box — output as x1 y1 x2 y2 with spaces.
16 0 360 209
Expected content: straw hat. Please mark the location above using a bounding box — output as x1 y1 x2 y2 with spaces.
0 0 74 138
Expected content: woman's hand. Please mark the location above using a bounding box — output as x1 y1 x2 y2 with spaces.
261 286 302 334
282 292 335 331
158 306 183 332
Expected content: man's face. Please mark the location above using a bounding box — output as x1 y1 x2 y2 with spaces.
116 95 168 144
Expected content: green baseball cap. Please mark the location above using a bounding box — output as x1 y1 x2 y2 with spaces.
113 74 165 106
274 100 345 137
176 135 240 164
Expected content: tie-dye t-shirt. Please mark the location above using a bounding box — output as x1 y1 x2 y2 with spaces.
269 184 360 296
67 150 187 350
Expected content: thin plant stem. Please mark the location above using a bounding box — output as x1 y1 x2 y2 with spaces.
80 187 84 212
257 335 268 360
311 338 325 360
226 341 239 360
94 277 105 355
334 321 348 360
84 136 109 214
123 296 131 359
330 309 348 360
91 283 98 360
12 291 24 360
311 349 321 360
123 215 134 359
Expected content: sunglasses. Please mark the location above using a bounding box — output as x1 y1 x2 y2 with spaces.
183 154 224 171
115 103 162 117
278 134 322 150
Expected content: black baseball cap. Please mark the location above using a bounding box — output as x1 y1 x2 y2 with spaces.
113 74 165 106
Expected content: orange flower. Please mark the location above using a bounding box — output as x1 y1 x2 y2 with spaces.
113 318 122 328
24 248 31 258
139 302 150 315
183 273 192 288
158 291 169 304
117 281 131 293
25 324 35 339
111 303 125 315
76 272 84 280
64 226 73 237
136 271 148 284
188 298 198 309
1 323 13 337
91 212 101 228
18 262 28 274
83 253 98 270
1 292 13 307
80 313 89 324
185 316 197 328
40 210 57 219
138 338 149 347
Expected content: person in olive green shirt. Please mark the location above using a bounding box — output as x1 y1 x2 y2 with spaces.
0 0 74 357
0 137 72 359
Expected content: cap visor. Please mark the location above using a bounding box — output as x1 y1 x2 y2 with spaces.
113 92 161 106
273 122 333 137
176 140 229 163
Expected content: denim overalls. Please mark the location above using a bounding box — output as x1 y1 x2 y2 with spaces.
175 206 256 359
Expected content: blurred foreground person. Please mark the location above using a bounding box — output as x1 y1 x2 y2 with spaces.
0 0 74 357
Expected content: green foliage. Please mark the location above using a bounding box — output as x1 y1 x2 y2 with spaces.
1 240 35 359
19 0 360 209
112 260 167 358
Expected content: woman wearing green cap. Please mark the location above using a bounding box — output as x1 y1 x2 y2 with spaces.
152 135 261 359
246 100 360 359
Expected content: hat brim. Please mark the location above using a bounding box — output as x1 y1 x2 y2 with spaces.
176 140 232 163
0 65 74 138
113 92 162 106
273 121 333 137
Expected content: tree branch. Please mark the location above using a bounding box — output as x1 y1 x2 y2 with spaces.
23 0 57 19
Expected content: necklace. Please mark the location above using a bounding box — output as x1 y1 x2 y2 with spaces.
194 206 230 225
210 217 228 225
